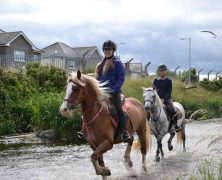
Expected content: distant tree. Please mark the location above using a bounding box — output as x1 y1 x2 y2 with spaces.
177 68 198 83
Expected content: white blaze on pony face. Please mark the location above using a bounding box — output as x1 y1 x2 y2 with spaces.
143 88 155 110
59 81 75 117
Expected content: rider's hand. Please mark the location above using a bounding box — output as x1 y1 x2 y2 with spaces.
161 99 164 103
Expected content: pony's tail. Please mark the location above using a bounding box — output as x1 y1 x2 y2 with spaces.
176 131 183 144
133 123 152 152
145 123 152 151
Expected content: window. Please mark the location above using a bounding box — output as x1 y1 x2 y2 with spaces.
33 54 38 60
14 50 25 62
68 59 76 69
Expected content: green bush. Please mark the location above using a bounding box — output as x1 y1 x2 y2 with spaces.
200 78 222 92
0 66 221 137
0 64 82 137
26 62 67 91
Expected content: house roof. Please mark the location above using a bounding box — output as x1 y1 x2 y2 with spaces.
0 31 40 52
0 29 6 33
41 42 78 58
73 46 102 58
42 43 102 59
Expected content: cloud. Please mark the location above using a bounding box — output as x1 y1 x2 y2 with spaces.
1 0 222 73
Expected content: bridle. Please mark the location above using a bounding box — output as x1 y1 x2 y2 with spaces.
144 89 156 106
144 89 162 136
64 98 76 104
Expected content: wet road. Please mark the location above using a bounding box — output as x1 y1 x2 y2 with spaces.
0 118 222 180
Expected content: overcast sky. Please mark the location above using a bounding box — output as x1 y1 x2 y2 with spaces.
1 0 222 73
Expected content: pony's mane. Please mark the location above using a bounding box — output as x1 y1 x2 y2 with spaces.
145 87 163 107
68 72 110 103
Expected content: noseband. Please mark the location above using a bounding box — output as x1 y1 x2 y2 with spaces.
64 99 75 103
144 89 156 106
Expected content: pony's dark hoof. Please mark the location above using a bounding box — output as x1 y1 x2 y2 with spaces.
161 153 164 158
128 161 133 167
106 170 111 176
103 168 111 176
168 145 173 151
155 157 160 162
98 167 111 176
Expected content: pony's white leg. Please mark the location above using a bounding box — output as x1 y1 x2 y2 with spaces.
182 129 186 152
142 153 147 174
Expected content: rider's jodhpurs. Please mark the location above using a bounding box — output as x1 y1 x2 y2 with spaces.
110 92 127 130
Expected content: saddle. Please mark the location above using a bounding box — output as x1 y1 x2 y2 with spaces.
163 103 181 131
107 101 128 128
107 94 130 139
162 104 176 122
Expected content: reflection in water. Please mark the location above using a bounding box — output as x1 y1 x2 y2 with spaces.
0 119 222 180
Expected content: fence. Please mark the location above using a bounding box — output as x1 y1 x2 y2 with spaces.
0 54 40 71
0 54 146 77
0 54 102 73
125 62 143 77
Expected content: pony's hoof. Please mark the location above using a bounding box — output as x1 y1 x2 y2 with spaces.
102 176 108 180
183 148 186 152
128 160 133 167
161 153 164 158
155 157 160 162
168 145 173 151
142 165 147 174
124 157 133 167
100 167 111 176
128 169 137 177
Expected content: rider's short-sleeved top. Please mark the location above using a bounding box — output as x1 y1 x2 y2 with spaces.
153 77 172 102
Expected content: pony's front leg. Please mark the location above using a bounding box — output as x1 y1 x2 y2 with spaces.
155 141 160 162
167 132 175 151
98 156 108 180
91 140 113 176
155 138 163 162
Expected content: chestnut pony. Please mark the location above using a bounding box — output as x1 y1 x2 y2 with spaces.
60 71 151 179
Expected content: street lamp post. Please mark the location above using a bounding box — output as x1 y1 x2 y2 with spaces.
180 38 191 84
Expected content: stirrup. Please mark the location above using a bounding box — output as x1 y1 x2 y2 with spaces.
77 131 84 139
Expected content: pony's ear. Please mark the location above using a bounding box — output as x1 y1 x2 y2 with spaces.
77 70 81 79
153 85 156 90
141 87 146 92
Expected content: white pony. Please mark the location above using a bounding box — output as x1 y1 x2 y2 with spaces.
143 87 186 162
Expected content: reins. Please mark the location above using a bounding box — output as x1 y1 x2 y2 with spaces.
83 105 103 150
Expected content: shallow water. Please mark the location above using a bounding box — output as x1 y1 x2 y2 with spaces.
0 118 222 180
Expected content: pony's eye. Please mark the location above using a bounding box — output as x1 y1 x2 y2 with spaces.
72 85 79 91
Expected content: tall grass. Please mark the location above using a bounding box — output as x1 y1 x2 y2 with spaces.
122 77 222 119
189 159 222 180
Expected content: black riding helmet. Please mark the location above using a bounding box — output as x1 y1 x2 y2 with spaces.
157 64 167 71
102 40 116 51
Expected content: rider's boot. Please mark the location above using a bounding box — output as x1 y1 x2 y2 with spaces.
121 115 131 143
